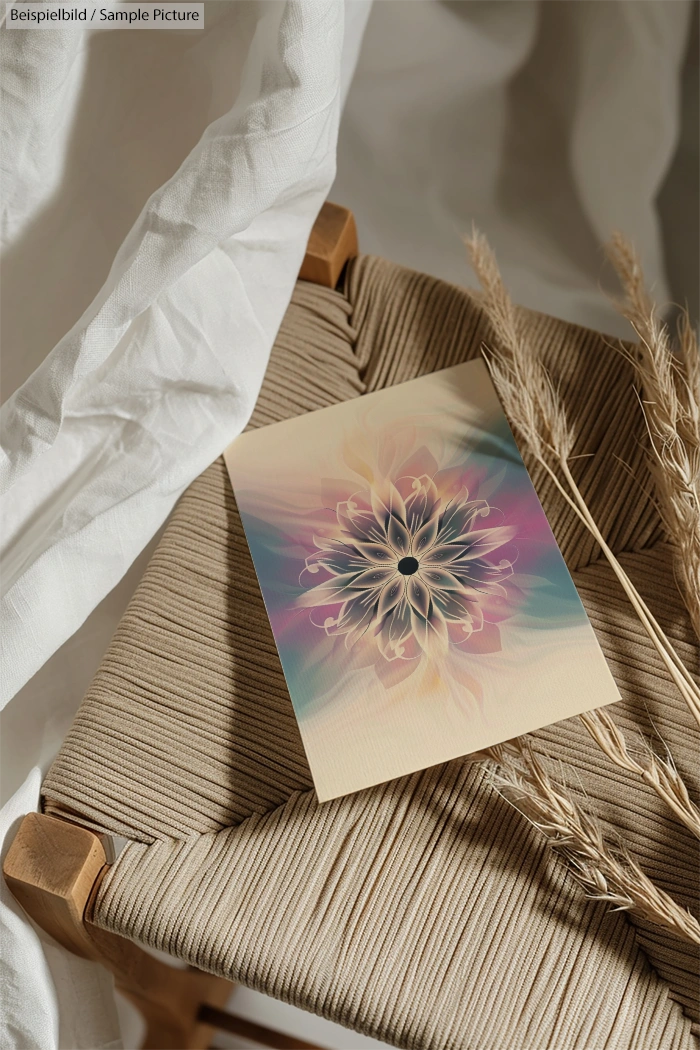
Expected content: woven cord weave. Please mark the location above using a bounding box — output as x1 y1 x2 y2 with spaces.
44 258 698 1049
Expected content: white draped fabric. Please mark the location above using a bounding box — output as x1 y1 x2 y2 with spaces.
334 0 695 337
1 3 369 1046
0 1 695 1047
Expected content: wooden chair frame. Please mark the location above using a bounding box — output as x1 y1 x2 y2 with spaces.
3 203 358 1050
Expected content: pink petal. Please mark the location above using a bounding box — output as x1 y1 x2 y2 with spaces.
387 515 411 556
297 571 362 607
453 620 502 654
408 606 448 654
457 526 517 560
344 604 378 648
403 475 439 532
406 576 430 618
412 512 439 556
396 447 440 482
438 593 484 632
377 598 412 660
422 544 462 565
354 541 396 564
418 567 463 591
439 497 489 542
350 566 397 590
370 482 407 529
377 577 405 619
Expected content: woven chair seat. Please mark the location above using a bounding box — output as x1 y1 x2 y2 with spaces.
44 256 699 1050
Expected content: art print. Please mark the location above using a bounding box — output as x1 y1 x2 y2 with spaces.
225 359 619 801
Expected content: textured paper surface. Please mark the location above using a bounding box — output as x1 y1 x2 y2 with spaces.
224 360 620 801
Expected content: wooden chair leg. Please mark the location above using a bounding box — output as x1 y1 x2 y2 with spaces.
4 812 328 1050
4 812 235 1050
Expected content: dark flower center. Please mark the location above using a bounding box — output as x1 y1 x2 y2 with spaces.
397 556 419 576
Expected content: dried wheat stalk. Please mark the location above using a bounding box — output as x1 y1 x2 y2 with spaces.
606 232 700 641
485 741 700 944
580 708 700 838
465 229 700 728
465 229 700 939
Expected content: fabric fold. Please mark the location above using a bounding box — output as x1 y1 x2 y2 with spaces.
0 1 373 706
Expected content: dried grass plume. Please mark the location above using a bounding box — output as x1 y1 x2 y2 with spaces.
464 228 700 943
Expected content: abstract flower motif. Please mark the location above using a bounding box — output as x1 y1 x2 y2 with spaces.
298 474 516 662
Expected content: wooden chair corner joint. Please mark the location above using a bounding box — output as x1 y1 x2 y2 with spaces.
299 201 358 289
3 811 325 1050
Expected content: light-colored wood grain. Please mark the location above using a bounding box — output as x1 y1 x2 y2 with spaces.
3 812 107 959
198 1004 327 1049
299 202 358 288
3 812 232 1048
88 920 234 1049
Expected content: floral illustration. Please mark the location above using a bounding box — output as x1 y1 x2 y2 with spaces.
297 473 516 664
225 360 610 802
